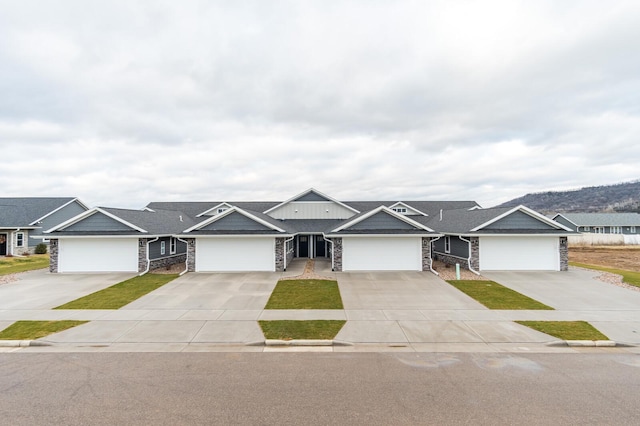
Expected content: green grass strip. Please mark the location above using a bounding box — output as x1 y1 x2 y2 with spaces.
0 320 88 340
265 279 344 309
0 255 49 275
570 262 640 288
517 321 609 341
447 280 554 310
55 274 179 310
259 320 346 340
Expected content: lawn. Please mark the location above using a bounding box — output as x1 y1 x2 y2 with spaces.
0 320 88 340
517 321 609 341
259 320 346 340
265 279 343 309
55 274 178 309
571 262 640 288
447 280 554 310
0 254 49 275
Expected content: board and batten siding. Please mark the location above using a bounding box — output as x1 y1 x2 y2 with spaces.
346 212 415 230
484 211 556 230
433 235 469 258
29 200 88 245
201 212 271 231
267 202 356 220
149 237 187 260
64 212 133 232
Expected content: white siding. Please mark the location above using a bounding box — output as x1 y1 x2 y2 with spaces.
196 238 275 272
342 237 421 271
267 202 356 220
479 237 559 271
58 238 138 272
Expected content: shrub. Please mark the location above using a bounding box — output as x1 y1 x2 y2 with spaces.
34 243 48 255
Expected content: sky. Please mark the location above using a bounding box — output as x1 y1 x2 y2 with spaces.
1 0 639 209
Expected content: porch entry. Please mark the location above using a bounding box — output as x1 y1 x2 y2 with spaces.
0 233 6 256
294 234 327 258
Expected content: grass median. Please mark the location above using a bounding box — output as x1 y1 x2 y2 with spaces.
0 254 49 275
447 280 554 310
570 262 640 288
0 320 88 340
259 320 346 340
265 279 343 309
516 321 609 341
55 274 179 310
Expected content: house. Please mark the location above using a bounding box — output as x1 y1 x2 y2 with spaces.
0 197 88 256
44 189 572 273
431 206 574 272
551 213 640 245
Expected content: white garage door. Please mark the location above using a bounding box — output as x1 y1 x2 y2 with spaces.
479 237 559 271
342 237 421 271
196 238 275 272
58 238 138 273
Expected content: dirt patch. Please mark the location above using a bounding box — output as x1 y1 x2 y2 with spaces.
150 262 186 275
569 246 640 272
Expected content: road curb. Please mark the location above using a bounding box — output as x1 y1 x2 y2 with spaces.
547 340 618 347
0 340 53 347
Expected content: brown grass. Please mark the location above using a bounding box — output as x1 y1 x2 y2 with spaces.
569 246 640 273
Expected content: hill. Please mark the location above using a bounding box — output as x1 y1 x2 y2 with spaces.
496 180 640 213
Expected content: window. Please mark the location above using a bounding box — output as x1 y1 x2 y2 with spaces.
392 207 407 213
217 208 227 214
582 226 590 231
444 236 451 253
16 232 24 247
593 227 604 234
160 240 166 255
170 238 177 254
631 226 637 233
611 226 622 234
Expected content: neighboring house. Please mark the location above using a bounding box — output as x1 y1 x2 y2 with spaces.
0 197 88 256
431 206 574 272
44 207 194 273
552 213 640 245
45 188 572 273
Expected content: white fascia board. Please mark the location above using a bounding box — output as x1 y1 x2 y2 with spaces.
468 205 483 210
29 198 88 226
196 202 234 217
388 201 429 216
263 188 360 215
43 235 149 239
183 206 286 233
0 226 38 230
331 206 435 232
44 207 148 234
552 213 578 227
470 205 573 232
174 234 291 239
471 233 572 237
325 233 441 238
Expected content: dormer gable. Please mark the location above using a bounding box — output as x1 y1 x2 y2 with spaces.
388 202 428 216
196 202 234 217
264 188 359 220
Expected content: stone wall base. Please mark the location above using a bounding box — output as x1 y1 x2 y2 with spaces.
149 254 187 272
433 252 470 269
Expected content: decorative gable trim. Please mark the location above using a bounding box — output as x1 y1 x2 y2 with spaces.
196 202 234 217
29 198 89 226
388 201 428 216
331 206 435 233
551 213 577 227
471 205 573 232
263 188 360 215
184 206 286 233
44 207 148 233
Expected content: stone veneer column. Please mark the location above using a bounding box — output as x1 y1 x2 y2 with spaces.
421 237 432 272
275 237 285 272
559 236 569 271
49 239 58 273
137 238 148 273
185 238 196 272
333 238 343 272
469 237 480 271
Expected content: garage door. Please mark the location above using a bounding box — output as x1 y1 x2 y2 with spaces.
342 237 421 271
196 238 275 272
58 238 138 272
479 237 559 271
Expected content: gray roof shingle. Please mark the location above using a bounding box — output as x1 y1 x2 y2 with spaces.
555 213 640 227
0 197 77 228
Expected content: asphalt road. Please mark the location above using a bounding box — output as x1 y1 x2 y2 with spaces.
1 352 640 425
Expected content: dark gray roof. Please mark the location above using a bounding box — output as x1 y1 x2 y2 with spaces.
554 213 640 227
146 201 279 218
0 197 77 228
343 201 480 216
277 219 344 234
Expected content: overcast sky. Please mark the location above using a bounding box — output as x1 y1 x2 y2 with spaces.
1 1 639 209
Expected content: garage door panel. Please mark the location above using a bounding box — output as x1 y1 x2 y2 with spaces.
342 237 421 271
196 238 274 272
479 237 558 271
59 238 138 272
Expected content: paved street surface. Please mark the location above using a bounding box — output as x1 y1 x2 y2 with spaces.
1 260 640 352
1 352 640 425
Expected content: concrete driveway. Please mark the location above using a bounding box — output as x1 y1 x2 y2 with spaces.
0 269 135 310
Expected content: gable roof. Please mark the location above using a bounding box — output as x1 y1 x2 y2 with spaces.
0 197 85 228
184 206 286 234
388 201 429 216
552 213 640 227
330 206 436 234
263 188 360 215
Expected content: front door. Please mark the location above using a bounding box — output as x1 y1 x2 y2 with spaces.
315 235 326 257
298 235 309 257
0 233 7 256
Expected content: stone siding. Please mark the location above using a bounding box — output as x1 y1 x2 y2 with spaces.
559 236 568 271
469 237 479 271
275 237 285 272
149 254 187 272
332 238 343 271
184 238 196 272
138 238 148 273
421 237 432 271
49 239 58 273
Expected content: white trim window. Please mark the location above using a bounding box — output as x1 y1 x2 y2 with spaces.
631 226 637 233
160 240 166 255
593 227 605 234
610 226 622 234
16 232 24 247
170 237 177 254
392 207 407 214
217 208 227 214
444 236 451 253
582 226 590 232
